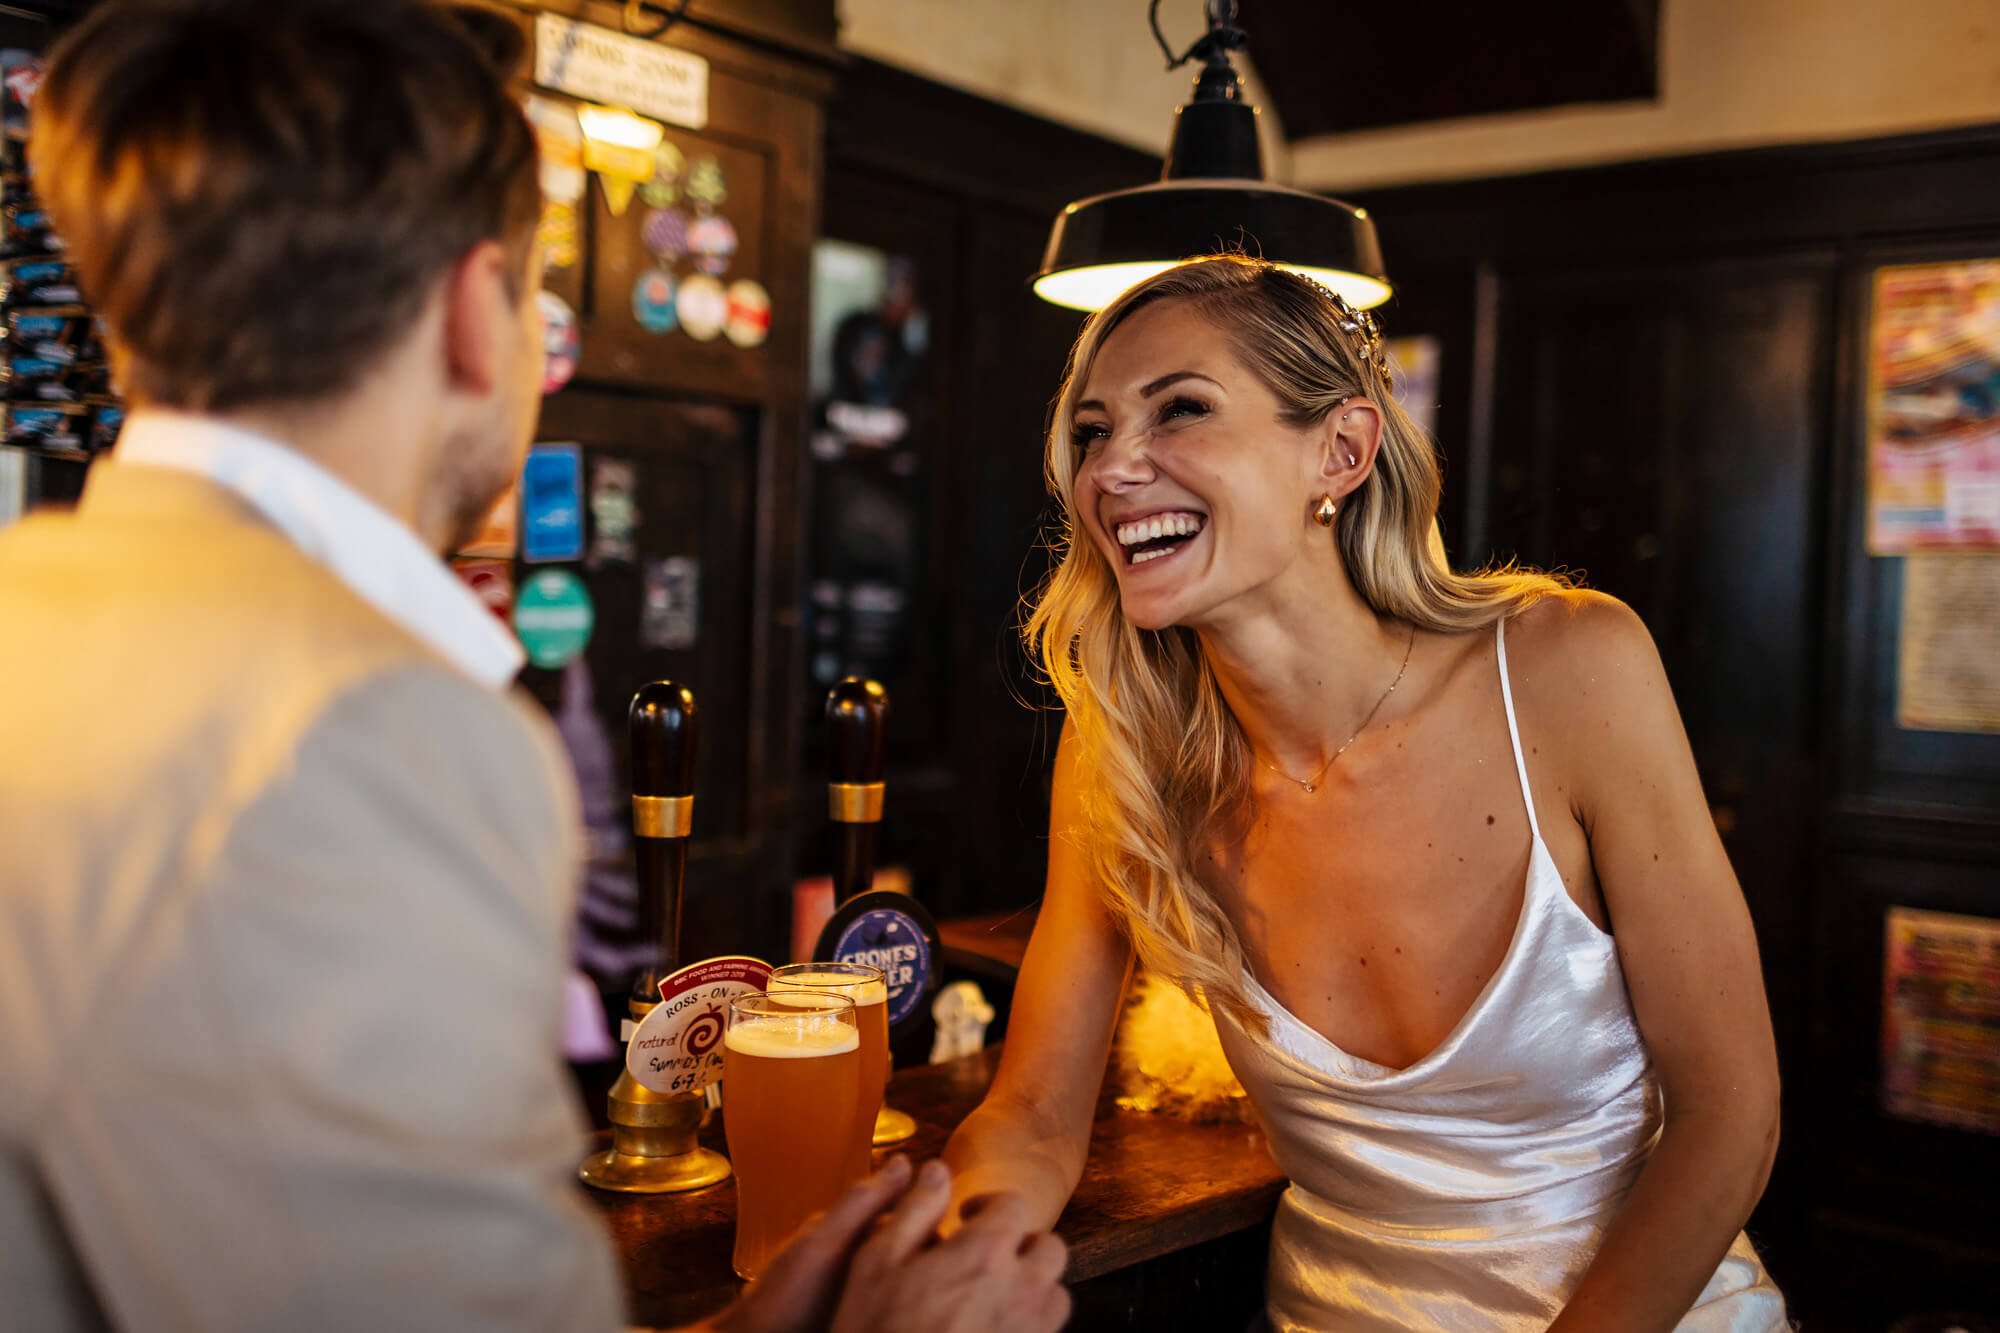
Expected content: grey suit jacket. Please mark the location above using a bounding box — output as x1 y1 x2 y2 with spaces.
0 465 622 1330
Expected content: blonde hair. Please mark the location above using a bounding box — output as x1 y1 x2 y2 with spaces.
1026 256 1569 1033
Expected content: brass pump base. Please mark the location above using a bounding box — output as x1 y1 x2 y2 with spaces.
872 1104 917 1147
580 1070 731 1194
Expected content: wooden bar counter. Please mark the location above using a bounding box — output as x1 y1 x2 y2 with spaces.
584 1045 1284 1330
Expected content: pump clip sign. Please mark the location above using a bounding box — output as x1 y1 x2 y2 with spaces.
624 955 771 1095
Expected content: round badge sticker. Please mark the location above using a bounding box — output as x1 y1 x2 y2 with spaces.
641 207 689 262
637 140 686 210
625 956 773 1096
687 214 738 277
685 156 727 210
512 568 594 668
675 274 727 342
724 279 771 348
833 908 933 1027
632 267 678 335
538 291 579 395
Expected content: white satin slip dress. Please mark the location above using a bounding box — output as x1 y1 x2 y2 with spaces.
1211 619 1789 1331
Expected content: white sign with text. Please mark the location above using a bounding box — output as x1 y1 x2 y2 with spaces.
535 14 708 130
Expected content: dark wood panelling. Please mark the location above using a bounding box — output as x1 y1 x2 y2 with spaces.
807 60 1162 922
1239 0 1659 137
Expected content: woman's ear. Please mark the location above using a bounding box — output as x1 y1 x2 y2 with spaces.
1319 397 1385 499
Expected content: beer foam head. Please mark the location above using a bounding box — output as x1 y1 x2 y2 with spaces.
771 970 888 1008
725 1014 860 1058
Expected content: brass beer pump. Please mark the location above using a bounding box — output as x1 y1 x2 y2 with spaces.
579 682 732 1193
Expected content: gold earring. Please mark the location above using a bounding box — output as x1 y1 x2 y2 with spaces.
1314 494 1337 527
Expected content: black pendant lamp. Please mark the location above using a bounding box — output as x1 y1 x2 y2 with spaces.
1033 0 1390 314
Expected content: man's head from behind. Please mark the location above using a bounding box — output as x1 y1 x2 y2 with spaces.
32 0 543 547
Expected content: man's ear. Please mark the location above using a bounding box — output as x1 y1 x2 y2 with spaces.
440 240 513 397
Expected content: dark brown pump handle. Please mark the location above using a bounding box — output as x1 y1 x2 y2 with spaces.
826 678 888 903
630 681 699 1000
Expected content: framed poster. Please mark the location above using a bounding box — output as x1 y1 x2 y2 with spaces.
1864 259 2000 553
1882 906 2000 1134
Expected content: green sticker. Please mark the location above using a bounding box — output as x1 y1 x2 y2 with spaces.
512 568 594 668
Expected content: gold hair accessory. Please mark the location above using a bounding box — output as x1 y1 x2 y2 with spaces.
1256 624 1416 794
1294 273 1393 390
1314 495 1338 527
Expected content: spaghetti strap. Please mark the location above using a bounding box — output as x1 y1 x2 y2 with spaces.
1495 618 1541 841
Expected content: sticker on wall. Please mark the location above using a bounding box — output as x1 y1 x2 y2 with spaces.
513 568 595 669
538 199 581 271
642 555 701 651
523 95 587 205
521 443 585 563
632 267 679 335
675 273 726 342
451 557 515 624
638 140 685 209
538 291 580 395
641 207 689 262
684 156 726 210
589 458 639 566
724 279 771 349
687 214 737 277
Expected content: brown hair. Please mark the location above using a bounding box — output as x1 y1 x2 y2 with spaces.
31 0 539 412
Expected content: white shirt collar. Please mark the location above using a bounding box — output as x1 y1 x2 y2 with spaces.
113 410 526 690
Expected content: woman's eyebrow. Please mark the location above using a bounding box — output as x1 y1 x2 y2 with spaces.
1075 370 1222 414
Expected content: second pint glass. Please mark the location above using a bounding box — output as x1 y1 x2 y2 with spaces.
724 990 860 1280
768 962 887 1187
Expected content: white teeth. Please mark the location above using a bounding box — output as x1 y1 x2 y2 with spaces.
1114 512 1205 546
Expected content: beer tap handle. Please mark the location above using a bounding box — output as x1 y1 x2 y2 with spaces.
826 678 888 905
630 681 699 1011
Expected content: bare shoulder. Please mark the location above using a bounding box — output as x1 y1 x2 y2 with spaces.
1501 590 1685 804
1502 588 1665 702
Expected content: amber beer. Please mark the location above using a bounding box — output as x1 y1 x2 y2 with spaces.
768 962 887 1187
724 991 860 1280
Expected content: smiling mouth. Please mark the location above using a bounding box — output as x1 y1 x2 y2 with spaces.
1114 510 1206 567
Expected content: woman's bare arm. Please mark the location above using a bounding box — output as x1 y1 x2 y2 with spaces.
1522 594 1781 1333
941 720 1134 1232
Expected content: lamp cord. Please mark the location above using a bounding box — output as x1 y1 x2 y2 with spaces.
1149 0 1247 71
625 0 694 41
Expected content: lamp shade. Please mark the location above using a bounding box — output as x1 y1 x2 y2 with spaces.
1033 177 1391 314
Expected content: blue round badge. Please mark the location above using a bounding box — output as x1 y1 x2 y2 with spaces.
632 268 678 335
833 908 933 1027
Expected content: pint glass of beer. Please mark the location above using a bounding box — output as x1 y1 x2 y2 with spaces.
724 990 860 1280
768 962 887 1187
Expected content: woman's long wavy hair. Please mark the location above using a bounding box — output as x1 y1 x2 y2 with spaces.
1026 256 1569 1033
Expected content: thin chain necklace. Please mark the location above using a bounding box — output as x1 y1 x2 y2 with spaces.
1255 624 1416 794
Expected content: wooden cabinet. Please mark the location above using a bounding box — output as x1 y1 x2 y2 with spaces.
504 1 835 964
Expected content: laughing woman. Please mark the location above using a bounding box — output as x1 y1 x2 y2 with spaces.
942 257 1788 1331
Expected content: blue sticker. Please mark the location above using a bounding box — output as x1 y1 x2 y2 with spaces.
833 907 932 1027
632 267 678 335
520 444 584 563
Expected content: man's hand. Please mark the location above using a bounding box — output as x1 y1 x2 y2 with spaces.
707 1157 1069 1333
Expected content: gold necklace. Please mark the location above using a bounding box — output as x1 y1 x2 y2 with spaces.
1256 625 1416 794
